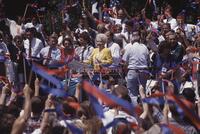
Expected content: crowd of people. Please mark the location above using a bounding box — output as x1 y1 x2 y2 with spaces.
0 0 200 134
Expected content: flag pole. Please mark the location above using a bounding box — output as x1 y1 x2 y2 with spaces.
23 57 27 84
23 4 30 20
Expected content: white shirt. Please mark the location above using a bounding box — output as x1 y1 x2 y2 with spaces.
0 42 15 83
109 18 122 25
163 17 178 30
75 27 88 34
0 42 9 54
122 42 149 70
75 45 94 61
5 18 24 38
31 128 42 134
24 38 44 59
150 21 159 30
58 36 64 45
106 42 121 65
103 109 137 134
196 21 200 32
124 43 132 51
39 46 61 65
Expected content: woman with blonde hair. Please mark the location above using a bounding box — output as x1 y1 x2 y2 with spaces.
84 33 112 71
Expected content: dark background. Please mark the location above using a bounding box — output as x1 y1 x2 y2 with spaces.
3 0 31 19
3 0 187 19
2 0 50 19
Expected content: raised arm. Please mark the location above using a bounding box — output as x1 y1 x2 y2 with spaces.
139 85 149 119
11 84 32 134
34 77 40 97
0 84 10 105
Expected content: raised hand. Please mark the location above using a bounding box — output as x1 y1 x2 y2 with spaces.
23 84 32 97
2 84 10 95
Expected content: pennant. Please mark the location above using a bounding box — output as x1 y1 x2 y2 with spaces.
168 124 185 134
83 81 115 106
100 118 138 133
141 90 200 129
167 93 200 129
32 63 63 88
89 94 104 118
160 124 185 134
33 62 68 78
40 84 67 98
160 124 173 134
142 97 165 105
68 102 81 110
47 63 65 69
83 81 139 116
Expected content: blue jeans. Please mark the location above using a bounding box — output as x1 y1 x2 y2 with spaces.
127 70 149 97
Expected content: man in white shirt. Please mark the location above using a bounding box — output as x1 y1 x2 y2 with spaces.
158 23 171 43
122 30 149 104
158 6 177 30
105 31 121 66
23 28 44 59
174 14 199 39
75 32 94 62
22 17 43 34
121 20 134 47
163 7 177 30
39 35 61 66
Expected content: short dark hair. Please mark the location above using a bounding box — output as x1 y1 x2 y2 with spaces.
63 37 73 46
158 41 170 54
0 114 15 134
112 85 131 103
79 32 90 43
111 118 131 134
31 96 43 114
14 35 23 42
182 88 196 103
164 5 173 13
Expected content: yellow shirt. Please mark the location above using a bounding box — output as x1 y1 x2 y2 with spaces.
85 48 113 70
